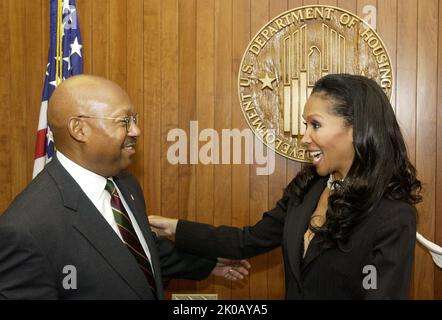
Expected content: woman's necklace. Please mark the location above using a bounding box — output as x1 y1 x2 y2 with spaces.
327 174 344 190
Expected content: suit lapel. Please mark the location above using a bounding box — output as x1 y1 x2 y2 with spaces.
73 197 152 299
284 177 327 286
47 158 152 299
114 177 165 299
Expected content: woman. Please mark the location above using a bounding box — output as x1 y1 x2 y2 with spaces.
149 74 422 299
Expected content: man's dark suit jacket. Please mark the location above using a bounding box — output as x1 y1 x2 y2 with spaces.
176 178 417 299
0 157 215 299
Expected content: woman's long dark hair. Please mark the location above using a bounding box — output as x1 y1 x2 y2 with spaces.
287 74 422 248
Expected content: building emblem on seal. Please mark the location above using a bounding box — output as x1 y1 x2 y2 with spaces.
238 5 393 162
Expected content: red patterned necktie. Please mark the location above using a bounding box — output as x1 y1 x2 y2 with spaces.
105 179 158 299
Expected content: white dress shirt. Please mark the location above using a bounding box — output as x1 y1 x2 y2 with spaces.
57 151 154 273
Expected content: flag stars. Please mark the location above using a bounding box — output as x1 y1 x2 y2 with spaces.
70 37 82 57
49 76 66 87
46 128 54 145
63 56 71 71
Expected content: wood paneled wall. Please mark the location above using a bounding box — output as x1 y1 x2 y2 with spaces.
0 0 441 299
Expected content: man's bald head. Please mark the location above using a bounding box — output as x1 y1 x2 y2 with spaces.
47 74 140 177
48 74 128 135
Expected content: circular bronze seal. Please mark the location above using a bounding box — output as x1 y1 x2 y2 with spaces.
238 5 393 162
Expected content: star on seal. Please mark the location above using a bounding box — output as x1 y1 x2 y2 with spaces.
258 73 276 90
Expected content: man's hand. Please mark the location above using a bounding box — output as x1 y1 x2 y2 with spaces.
148 215 178 237
211 258 251 281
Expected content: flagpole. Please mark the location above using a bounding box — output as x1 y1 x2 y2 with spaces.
56 0 63 85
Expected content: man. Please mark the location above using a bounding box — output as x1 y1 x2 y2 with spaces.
0 75 249 299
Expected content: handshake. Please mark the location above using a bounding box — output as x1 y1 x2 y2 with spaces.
149 215 251 282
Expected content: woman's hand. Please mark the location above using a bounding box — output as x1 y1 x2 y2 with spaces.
148 215 178 237
211 258 251 281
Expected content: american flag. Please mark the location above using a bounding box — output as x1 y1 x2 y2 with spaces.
33 0 83 178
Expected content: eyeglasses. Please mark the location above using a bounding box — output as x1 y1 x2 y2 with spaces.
77 113 138 132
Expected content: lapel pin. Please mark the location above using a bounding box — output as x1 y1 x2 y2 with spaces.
131 194 135 201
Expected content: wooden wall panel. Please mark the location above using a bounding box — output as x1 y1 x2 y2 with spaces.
195 0 215 295
0 0 11 211
160 0 179 220
176 0 197 294
268 0 288 300
1 0 441 300
320 0 338 7
415 0 438 300
143 0 161 219
126 0 144 183
8 0 28 197
396 0 417 178
436 0 442 300
231 0 251 300
213 0 233 299
249 0 269 300
91 0 109 77
160 0 180 296
25 0 44 181
42 0 49 66
338 0 357 13
109 0 127 90
377 0 397 110
304 0 319 6
396 0 418 297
